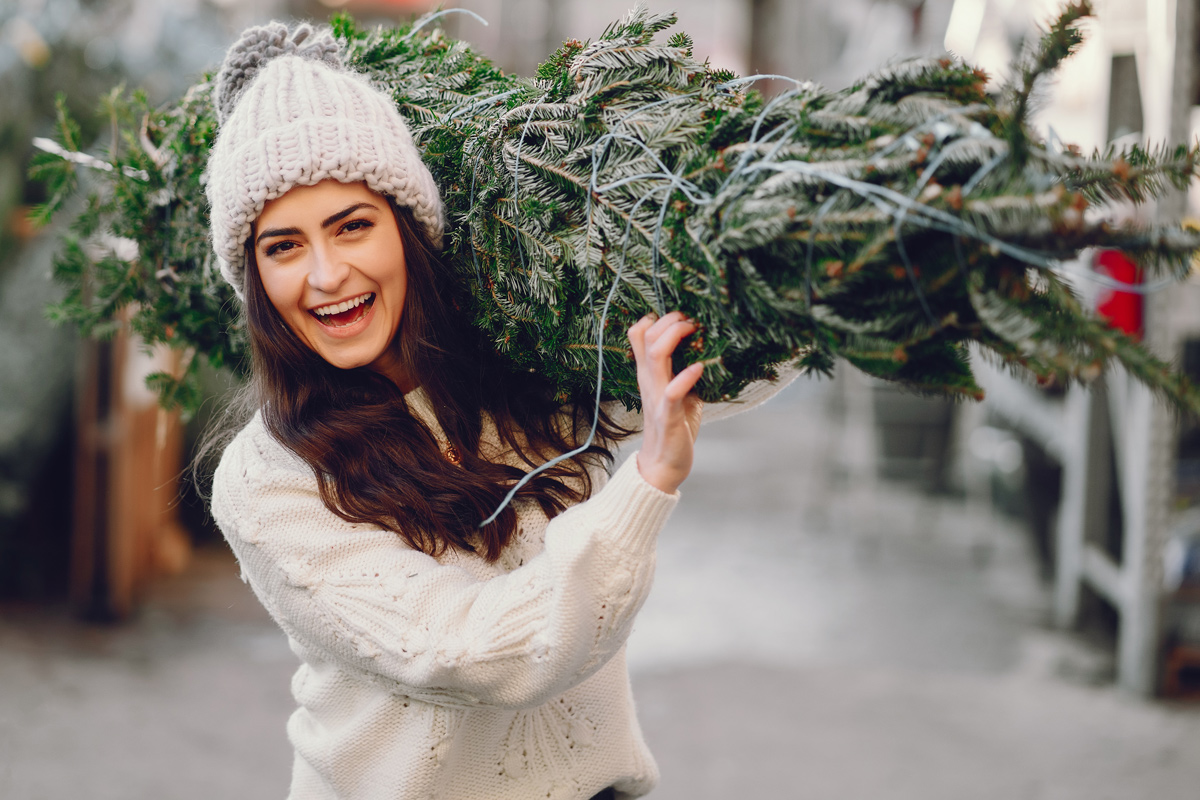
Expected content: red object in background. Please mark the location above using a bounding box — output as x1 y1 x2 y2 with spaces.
1094 249 1143 340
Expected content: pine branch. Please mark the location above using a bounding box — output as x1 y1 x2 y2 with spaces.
1001 0 1092 167
28 3 1200 420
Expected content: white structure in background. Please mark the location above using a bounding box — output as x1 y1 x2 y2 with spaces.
953 0 1200 695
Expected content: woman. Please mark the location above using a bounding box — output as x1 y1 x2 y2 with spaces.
208 23 793 800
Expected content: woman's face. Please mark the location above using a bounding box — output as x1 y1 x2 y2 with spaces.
253 180 413 389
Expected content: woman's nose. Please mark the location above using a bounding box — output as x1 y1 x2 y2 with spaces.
306 247 351 293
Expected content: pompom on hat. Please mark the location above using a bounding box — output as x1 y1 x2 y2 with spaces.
206 22 445 300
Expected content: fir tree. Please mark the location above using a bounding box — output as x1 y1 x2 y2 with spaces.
29 2 1200 417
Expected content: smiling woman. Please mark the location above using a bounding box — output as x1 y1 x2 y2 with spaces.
251 182 412 388
204 20 794 800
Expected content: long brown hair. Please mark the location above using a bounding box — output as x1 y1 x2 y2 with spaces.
240 200 629 561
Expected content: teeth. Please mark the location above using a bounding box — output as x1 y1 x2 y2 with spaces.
313 292 372 316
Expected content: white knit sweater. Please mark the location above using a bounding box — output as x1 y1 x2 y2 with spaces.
211 374 795 800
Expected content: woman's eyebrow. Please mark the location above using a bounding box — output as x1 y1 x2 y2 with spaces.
321 202 378 229
256 226 301 245
255 202 379 246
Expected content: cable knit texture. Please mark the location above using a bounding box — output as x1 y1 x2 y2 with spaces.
210 372 797 800
206 22 445 299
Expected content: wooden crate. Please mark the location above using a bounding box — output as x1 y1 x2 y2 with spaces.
69 316 190 620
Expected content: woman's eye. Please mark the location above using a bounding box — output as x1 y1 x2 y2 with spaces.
341 219 373 235
265 241 297 257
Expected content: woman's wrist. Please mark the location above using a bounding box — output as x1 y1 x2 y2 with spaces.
635 451 681 495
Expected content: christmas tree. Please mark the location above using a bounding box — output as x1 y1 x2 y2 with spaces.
29 1 1200 416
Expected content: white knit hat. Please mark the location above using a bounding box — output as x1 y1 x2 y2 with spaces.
206 22 445 300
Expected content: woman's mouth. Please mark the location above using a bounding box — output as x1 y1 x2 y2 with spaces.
311 292 375 328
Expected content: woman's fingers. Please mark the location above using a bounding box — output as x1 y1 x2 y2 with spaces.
627 312 706 492
647 318 697 360
626 313 656 367
629 314 700 393
630 312 696 380
664 361 704 402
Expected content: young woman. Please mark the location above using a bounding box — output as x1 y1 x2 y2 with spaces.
207 23 793 800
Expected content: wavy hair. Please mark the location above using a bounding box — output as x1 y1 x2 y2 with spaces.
239 200 630 561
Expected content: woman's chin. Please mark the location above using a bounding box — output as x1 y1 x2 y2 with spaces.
321 351 376 372
304 337 378 371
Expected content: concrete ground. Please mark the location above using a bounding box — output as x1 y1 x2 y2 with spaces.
2 376 1199 799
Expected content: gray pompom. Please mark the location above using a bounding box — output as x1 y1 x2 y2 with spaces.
214 22 342 127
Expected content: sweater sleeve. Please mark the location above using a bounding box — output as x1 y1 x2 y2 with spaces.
211 421 676 711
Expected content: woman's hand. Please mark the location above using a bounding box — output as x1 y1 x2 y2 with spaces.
627 311 705 494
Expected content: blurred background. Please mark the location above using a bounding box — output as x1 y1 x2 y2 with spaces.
3 0 1200 797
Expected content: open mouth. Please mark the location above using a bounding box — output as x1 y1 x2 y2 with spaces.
311 292 375 328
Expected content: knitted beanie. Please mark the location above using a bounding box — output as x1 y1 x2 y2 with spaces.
206 22 445 299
